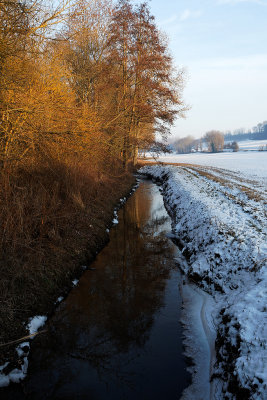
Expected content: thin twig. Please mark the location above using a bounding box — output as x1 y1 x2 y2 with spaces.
0 330 47 348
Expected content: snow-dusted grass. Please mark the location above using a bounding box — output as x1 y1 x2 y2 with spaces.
139 164 267 399
0 316 47 387
150 151 267 179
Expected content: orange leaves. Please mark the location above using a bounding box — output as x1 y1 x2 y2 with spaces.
0 0 186 172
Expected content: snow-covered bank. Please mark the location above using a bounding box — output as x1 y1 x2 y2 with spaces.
139 165 267 399
180 278 218 400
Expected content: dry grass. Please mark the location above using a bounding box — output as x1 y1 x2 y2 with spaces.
0 156 134 359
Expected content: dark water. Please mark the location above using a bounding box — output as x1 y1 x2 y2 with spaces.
2 181 190 399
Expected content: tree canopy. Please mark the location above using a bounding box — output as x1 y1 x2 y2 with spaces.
0 0 186 171
204 131 224 153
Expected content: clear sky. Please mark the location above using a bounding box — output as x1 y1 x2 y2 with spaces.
137 0 267 139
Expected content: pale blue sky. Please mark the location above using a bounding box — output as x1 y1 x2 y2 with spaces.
138 0 267 138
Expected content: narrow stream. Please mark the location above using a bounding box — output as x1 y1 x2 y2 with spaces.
3 181 191 399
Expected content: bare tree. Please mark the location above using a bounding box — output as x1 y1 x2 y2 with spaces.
204 130 224 153
173 136 195 154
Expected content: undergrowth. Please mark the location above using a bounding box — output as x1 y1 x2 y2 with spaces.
0 156 134 359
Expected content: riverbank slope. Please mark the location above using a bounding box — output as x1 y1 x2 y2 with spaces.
0 160 135 385
139 164 267 400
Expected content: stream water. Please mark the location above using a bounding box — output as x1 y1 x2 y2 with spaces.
2 181 191 399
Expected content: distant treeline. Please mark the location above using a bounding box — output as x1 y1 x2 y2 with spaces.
172 120 267 154
224 121 267 142
172 131 225 154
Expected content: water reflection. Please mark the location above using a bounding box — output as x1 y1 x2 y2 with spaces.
5 182 190 399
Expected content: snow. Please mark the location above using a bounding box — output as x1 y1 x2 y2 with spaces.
112 210 119 224
27 315 47 335
139 164 267 399
8 357 28 383
16 342 30 358
180 279 218 400
72 279 79 286
0 364 10 387
236 139 267 151
55 296 64 304
0 344 29 387
0 360 28 387
149 151 267 179
0 315 47 387
223 139 267 151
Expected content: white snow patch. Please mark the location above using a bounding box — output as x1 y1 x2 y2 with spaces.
181 281 219 400
112 210 119 224
0 341 32 387
16 342 30 358
27 315 47 335
8 357 28 383
55 296 64 304
0 362 28 387
72 279 79 286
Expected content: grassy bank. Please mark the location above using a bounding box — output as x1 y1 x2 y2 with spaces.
0 157 135 364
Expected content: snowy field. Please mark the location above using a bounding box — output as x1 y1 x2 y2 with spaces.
236 139 267 151
147 151 267 179
139 164 267 399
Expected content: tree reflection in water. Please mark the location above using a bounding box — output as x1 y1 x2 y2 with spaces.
17 181 190 399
